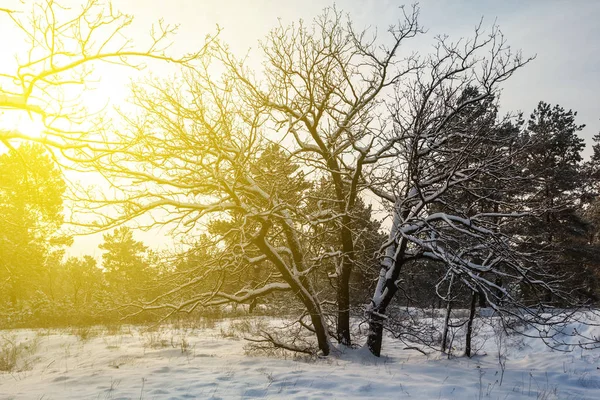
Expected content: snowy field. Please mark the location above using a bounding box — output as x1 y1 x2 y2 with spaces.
2 315 600 399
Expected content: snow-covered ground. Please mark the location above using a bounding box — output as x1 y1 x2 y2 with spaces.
1 315 600 399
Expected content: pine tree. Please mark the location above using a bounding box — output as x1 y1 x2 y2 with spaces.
524 102 585 241
519 102 593 302
0 143 68 305
99 227 151 300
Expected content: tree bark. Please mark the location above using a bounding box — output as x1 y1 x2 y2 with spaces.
336 261 351 346
441 273 455 353
335 182 356 346
366 208 408 357
254 220 331 355
366 310 386 356
465 290 477 357
366 269 403 356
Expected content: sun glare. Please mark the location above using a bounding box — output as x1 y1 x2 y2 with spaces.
0 113 46 139
17 114 46 138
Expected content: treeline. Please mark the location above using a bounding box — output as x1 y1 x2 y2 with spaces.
0 143 381 327
2 2 600 356
2 99 600 330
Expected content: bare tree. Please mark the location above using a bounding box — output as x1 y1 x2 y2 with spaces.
68 51 335 354
218 5 423 346
361 23 590 356
219 8 567 358
63 5 427 353
0 0 200 150
57 5 589 358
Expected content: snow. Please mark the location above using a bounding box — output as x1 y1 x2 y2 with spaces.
1 315 600 399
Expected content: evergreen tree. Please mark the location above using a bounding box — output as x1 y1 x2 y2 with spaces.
206 143 312 310
304 178 385 308
524 101 585 242
519 102 594 302
583 130 600 199
99 227 151 300
0 143 68 305
63 255 105 306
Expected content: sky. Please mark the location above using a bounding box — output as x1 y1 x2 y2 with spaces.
1 0 599 259
104 0 600 154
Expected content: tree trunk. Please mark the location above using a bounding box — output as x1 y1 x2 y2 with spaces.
337 214 355 346
337 262 351 346
494 277 504 305
441 299 452 353
441 273 455 353
254 220 331 356
305 301 332 356
249 265 259 314
366 310 386 356
465 290 477 357
366 277 401 356
366 208 408 357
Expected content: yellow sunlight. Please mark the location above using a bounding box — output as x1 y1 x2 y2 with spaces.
3 113 47 139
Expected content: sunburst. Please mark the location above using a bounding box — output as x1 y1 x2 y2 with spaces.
0 112 46 140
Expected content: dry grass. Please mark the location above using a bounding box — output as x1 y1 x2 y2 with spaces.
0 334 40 372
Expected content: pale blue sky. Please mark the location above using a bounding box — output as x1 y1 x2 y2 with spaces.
4 0 598 257
117 0 599 153
3 0 597 147
92 0 600 256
